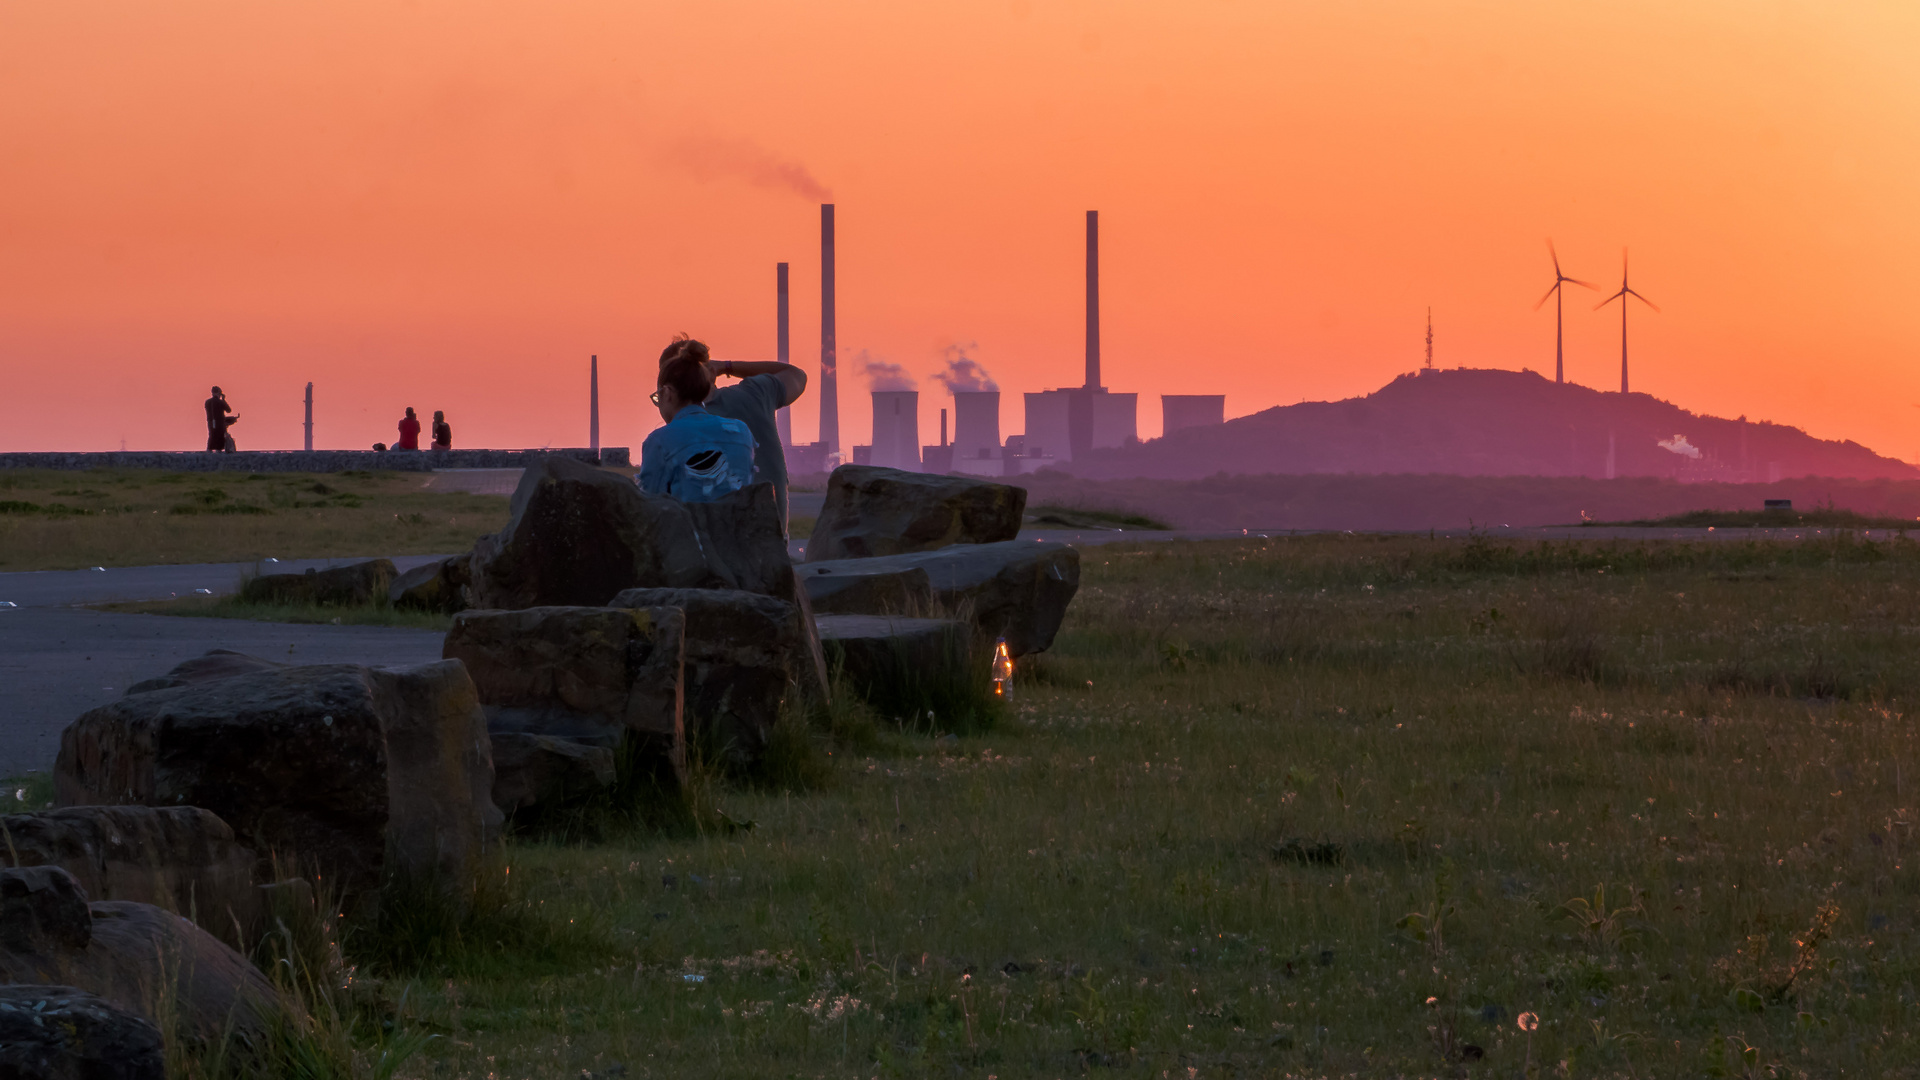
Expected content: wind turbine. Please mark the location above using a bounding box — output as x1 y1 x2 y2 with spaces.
1595 249 1659 394
1533 240 1594 384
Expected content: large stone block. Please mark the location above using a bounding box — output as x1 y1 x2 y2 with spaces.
54 660 499 896
443 606 685 787
123 649 285 695
608 587 824 767
0 984 165 1080
0 867 291 1052
389 554 470 613
804 466 1026 562
815 615 973 704
0 806 257 949
467 456 807 610
800 563 937 616
797 540 1080 657
239 558 397 607
489 733 616 814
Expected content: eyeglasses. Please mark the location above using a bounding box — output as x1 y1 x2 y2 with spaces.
649 390 664 406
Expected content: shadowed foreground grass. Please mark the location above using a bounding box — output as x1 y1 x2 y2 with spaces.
333 532 1918 1078
0 468 507 571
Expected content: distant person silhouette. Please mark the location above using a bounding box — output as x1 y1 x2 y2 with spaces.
396 407 421 451
658 335 808 532
431 410 452 450
204 387 238 452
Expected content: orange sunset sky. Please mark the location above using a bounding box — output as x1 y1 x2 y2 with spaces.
3 1 1918 460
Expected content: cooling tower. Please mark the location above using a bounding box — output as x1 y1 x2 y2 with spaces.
869 391 920 471
952 392 1001 464
1161 395 1225 436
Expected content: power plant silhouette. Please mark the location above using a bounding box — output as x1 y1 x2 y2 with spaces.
748 205 1217 477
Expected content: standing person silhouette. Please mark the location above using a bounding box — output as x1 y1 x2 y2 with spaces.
658 335 808 533
396 407 421 451
430 410 452 450
204 387 238 452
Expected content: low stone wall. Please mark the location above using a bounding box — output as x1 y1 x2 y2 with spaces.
0 448 629 473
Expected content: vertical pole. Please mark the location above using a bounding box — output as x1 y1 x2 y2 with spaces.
941 408 948 447
303 382 313 451
1085 210 1101 391
820 204 839 453
776 262 792 447
590 355 600 458
1620 302 1628 394
1555 288 1564 384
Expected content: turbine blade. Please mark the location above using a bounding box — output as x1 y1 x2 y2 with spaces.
1568 276 1598 290
1535 282 1560 310
1627 288 1661 313
1594 290 1625 310
1548 238 1562 275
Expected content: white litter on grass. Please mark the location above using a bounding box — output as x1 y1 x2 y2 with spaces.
194 588 213 595
0 601 16 608
90 566 106 572
263 557 279 563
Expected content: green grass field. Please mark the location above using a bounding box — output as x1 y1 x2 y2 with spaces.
257 532 1911 1079
0 468 508 571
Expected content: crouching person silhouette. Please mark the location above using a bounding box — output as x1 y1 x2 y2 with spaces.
638 351 754 502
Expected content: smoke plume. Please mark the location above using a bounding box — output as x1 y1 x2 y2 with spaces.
670 136 832 201
857 350 916 391
936 344 998 393
1657 433 1702 459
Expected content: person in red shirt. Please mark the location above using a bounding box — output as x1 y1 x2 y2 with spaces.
396 407 422 451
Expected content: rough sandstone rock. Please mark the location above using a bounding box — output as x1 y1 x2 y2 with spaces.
239 558 397 607
609 587 823 767
815 615 973 700
123 649 285 695
444 606 686 788
0 984 166 1080
804 465 1026 563
55 660 499 896
467 456 806 610
0 867 290 1051
797 540 1080 656
799 563 936 616
389 554 471 613
0 806 257 949
488 733 616 814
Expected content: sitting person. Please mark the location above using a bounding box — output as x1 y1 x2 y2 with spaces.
658 335 807 533
638 352 755 502
430 410 452 450
396 407 422 450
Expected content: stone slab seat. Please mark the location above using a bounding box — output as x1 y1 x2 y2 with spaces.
804 465 1026 562
814 615 973 703
53 659 499 899
239 559 396 607
608 587 824 768
443 605 686 790
0 984 166 1080
797 540 1080 657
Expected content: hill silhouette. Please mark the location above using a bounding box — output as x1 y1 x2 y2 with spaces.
1066 368 1914 481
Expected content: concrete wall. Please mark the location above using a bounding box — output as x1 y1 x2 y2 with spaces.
1023 391 1074 463
0 448 628 473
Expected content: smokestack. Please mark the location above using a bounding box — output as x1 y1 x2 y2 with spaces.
1085 210 1101 391
819 204 840 453
776 262 792 447
941 408 948 447
590 355 600 457
303 382 313 451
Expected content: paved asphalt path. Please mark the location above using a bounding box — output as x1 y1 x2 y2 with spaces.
0 555 452 779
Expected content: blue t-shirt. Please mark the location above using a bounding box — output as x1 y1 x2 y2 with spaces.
639 404 756 502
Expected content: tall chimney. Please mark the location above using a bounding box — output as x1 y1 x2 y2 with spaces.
589 355 600 458
819 204 840 453
941 408 948 447
1085 210 1101 391
776 262 792 446
303 382 313 451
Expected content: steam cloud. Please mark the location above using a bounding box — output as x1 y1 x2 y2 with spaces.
1657 433 1702 459
936 344 998 393
857 350 916 392
671 136 832 201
